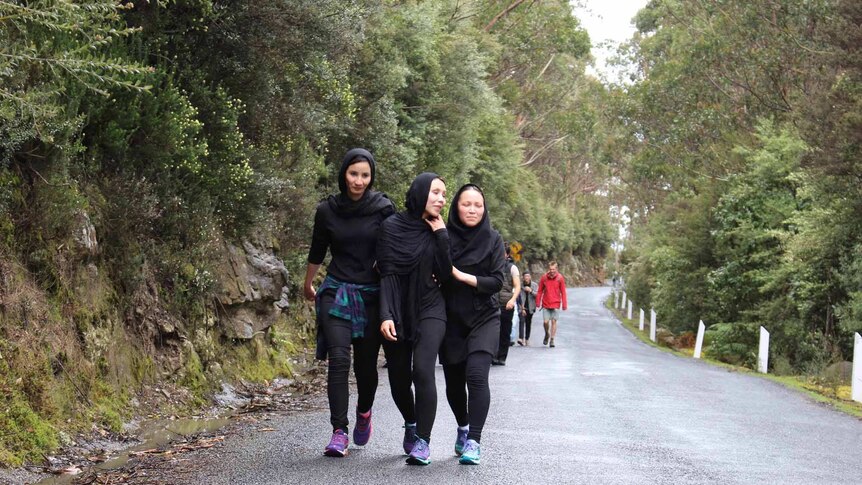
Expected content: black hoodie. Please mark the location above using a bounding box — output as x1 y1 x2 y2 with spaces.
307 148 395 284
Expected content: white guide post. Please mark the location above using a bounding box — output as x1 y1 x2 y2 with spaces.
649 309 656 342
693 320 705 359
627 299 633 320
615 290 620 309
853 332 862 403
757 326 770 374
622 291 627 310
639 309 644 331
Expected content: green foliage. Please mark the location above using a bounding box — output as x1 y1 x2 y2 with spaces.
0 389 58 466
703 322 758 368
614 0 862 372
709 121 808 323
0 0 150 163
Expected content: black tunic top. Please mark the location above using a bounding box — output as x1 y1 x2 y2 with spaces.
444 234 506 325
307 198 395 285
380 227 453 326
440 233 505 364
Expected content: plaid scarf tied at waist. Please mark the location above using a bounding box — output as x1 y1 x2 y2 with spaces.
315 275 379 338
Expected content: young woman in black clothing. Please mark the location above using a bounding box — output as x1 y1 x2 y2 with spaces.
304 148 416 457
378 172 451 465
440 184 506 465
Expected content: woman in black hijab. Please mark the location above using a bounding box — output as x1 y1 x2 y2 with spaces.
440 184 506 465
304 148 415 457
378 172 452 465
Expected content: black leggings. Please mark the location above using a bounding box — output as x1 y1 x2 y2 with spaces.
496 307 515 362
443 351 492 443
381 338 416 427
519 311 534 340
397 317 446 442
320 291 415 432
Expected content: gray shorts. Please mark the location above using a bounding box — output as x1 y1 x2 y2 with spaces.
542 308 559 321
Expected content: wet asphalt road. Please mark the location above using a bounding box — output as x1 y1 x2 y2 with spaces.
169 287 862 484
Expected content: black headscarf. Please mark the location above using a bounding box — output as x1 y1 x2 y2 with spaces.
447 184 498 267
327 148 391 217
377 172 442 341
378 172 440 274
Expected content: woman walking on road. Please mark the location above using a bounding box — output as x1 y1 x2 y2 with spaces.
378 172 452 465
304 148 415 457
441 184 505 465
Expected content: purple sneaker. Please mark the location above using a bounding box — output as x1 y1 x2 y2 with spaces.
402 423 418 455
454 427 469 456
406 437 431 465
324 429 349 457
354 409 372 446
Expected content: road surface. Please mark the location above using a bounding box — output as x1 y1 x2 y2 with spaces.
156 287 862 484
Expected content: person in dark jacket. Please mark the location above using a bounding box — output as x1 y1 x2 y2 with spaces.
304 148 415 457
440 184 505 465
493 245 521 365
378 172 452 466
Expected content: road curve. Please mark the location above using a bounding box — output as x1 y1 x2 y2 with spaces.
164 287 862 484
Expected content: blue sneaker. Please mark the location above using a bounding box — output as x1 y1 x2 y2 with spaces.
354 409 372 446
459 439 480 465
406 437 431 465
402 422 418 455
324 429 349 457
454 427 469 456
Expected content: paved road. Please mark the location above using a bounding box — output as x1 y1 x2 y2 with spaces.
168 287 862 484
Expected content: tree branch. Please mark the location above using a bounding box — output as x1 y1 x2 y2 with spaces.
484 0 529 32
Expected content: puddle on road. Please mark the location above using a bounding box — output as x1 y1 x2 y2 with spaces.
580 361 646 377
34 415 232 485
577 311 602 317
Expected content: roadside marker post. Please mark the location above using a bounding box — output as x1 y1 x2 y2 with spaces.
649 309 656 342
852 333 861 403
639 309 644 331
758 327 770 374
694 320 705 359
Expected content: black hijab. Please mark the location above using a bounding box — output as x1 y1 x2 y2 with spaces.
377 172 442 341
377 172 441 275
447 184 498 267
327 148 391 217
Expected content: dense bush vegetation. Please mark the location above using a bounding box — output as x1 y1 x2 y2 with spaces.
611 0 862 372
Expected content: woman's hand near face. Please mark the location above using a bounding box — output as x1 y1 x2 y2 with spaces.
425 215 446 232
381 320 398 341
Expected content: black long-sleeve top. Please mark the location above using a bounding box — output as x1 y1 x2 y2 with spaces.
444 234 506 325
380 228 453 324
307 200 395 285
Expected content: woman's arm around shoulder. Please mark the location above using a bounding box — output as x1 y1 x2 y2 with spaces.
474 235 505 295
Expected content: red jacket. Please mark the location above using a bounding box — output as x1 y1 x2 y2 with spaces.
536 273 567 310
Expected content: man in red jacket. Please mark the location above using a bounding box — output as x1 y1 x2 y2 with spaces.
535 261 567 347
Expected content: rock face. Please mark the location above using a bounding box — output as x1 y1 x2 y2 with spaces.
525 255 605 287
213 238 290 339
129 278 186 374
72 211 99 257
